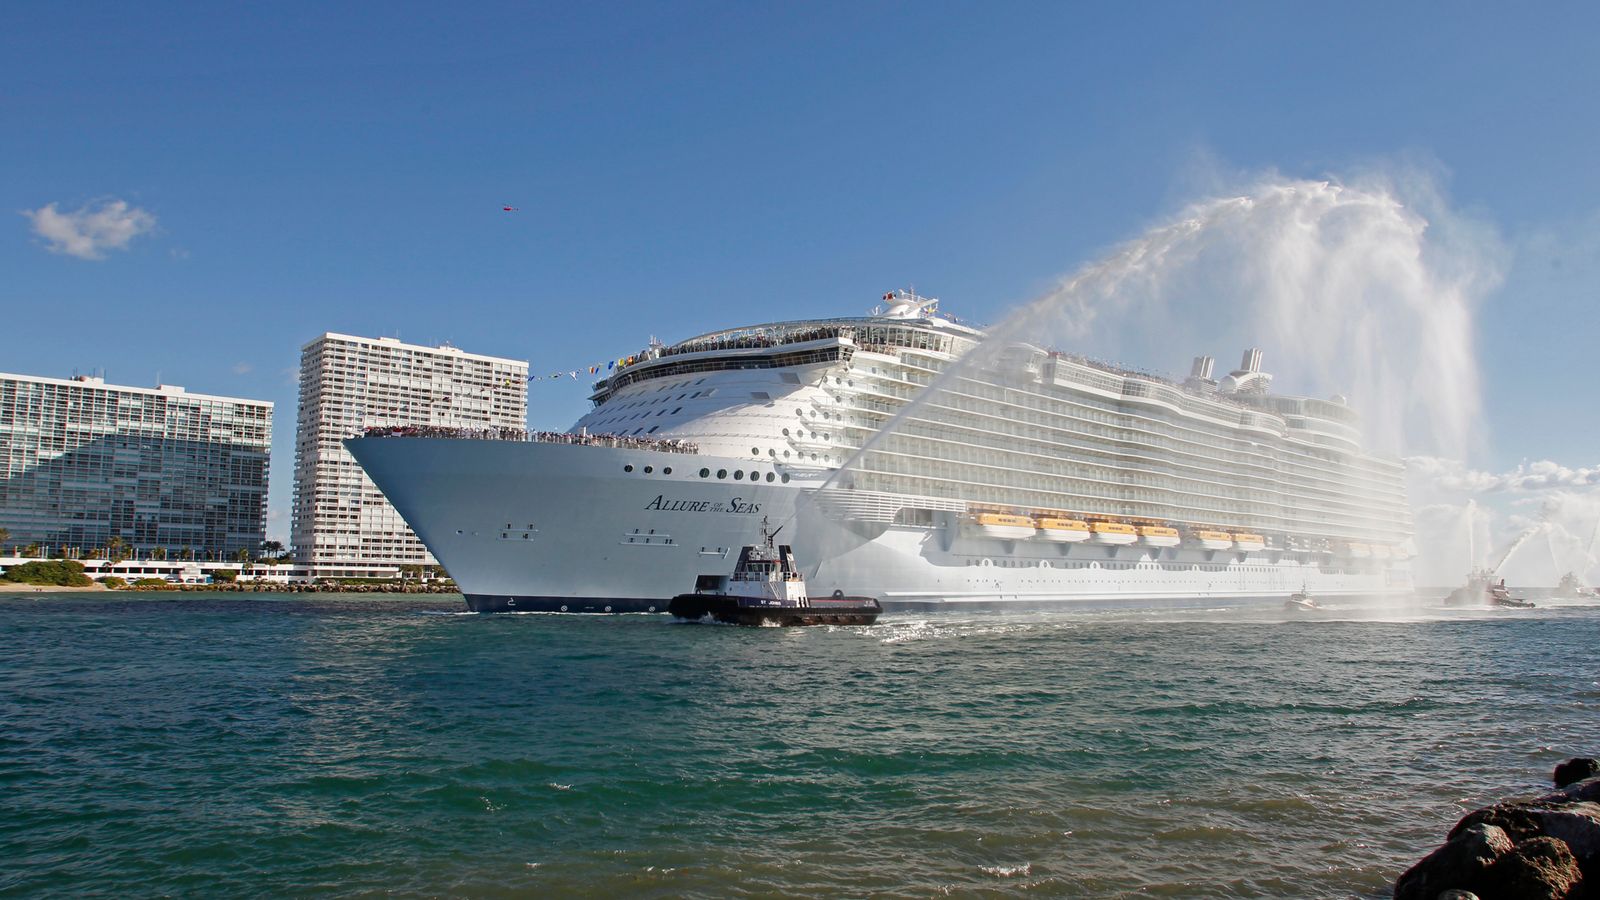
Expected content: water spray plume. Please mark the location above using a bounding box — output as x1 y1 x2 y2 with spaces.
1466 498 1477 570
838 174 1497 490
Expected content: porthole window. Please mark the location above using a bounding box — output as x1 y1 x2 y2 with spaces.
699 468 710 478
752 447 760 455
643 466 653 474
717 469 727 479
765 472 775 482
748 470 759 480
734 470 744 480
623 464 634 472
663 467 672 475
782 428 789 436
768 449 776 457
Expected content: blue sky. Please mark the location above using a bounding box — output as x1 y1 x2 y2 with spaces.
5 2 1599 548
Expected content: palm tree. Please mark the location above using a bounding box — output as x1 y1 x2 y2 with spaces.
107 536 126 564
0 526 10 554
151 546 167 561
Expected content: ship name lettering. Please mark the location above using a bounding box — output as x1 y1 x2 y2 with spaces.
643 495 714 512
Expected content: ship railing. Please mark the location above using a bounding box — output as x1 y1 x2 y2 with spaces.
357 425 700 454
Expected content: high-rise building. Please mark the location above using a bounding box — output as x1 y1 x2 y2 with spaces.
0 372 272 556
291 333 527 572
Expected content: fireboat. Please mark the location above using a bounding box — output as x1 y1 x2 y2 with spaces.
668 519 882 626
1445 570 1535 609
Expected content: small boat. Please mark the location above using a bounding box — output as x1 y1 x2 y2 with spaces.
1192 530 1234 552
1138 525 1181 548
1444 570 1535 609
669 519 881 626
971 512 1036 540
1283 588 1321 611
1232 532 1266 553
1035 516 1091 542
1089 521 1138 545
1554 572 1596 601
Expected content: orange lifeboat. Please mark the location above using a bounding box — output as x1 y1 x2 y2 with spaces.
1192 530 1234 551
1138 525 1181 548
1090 522 1138 545
1232 532 1265 552
1036 517 1090 543
972 513 1036 540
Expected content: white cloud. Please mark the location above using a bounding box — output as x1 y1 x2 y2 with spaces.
22 199 157 260
232 362 253 375
1407 456 1600 493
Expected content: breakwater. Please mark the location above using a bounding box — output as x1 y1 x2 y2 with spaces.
98 581 462 594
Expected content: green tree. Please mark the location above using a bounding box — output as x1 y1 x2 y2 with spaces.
180 546 194 561
99 575 128 589
107 536 128 564
0 526 10 553
151 546 167 561
211 569 238 583
2 560 93 586
233 547 252 563
22 543 40 558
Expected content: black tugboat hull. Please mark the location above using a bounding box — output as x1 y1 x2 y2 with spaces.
668 594 882 626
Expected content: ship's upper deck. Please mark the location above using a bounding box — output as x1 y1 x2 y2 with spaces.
589 290 1364 451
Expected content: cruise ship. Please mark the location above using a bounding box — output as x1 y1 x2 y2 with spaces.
346 291 1414 612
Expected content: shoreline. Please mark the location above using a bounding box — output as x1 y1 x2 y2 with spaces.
0 582 109 593
0 584 461 596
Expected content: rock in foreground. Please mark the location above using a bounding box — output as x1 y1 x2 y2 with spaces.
1395 757 1600 900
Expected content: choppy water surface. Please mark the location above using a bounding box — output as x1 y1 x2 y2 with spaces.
3 592 1598 897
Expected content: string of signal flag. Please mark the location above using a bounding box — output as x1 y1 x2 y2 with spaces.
509 351 651 386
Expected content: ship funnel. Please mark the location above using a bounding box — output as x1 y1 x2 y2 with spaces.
1190 355 1215 380
1240 348 1263 373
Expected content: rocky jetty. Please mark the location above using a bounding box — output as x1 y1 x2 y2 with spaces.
111 581 460 594
1396 757 1600 899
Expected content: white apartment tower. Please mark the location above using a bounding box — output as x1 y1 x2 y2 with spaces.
291 334 527 572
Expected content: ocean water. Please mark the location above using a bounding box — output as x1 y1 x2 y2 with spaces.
2 593 1598 898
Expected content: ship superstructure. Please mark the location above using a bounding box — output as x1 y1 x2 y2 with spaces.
346 291 1414 611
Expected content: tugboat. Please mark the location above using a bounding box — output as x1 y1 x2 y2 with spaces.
1445 570 1535 609
668 519 882 626
1283 587 1322 611
1554 572 1597 601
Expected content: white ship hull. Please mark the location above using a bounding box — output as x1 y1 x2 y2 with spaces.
347 437 1413 612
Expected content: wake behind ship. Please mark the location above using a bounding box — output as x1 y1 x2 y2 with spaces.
346 291 1415 612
